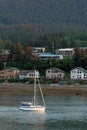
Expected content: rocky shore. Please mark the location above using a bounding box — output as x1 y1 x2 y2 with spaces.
0 83 87 96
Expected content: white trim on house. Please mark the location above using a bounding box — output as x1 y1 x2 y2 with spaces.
32 47 45 54
55 48 74 57
46 68 64 80
70 67 87 80
19 70 40 79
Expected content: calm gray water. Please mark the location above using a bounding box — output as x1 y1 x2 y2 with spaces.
0 95 87 130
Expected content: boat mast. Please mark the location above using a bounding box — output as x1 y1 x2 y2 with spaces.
34 70 36 106
37 79 46 106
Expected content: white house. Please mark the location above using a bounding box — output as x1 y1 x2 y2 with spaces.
70 67 87 80
46 68 64 80
19 70 40 79
32 47 45 54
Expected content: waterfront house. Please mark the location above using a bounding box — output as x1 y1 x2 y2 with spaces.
70 67 87 80
46 68 64 80
19 70 40 79
19 70 29 79
0 67 20 79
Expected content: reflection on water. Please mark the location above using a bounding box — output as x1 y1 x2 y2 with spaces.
0 95 87 130
0 106 46 130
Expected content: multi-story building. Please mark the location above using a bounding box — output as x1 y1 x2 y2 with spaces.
32 47 45 54
79 47 87 55
55 48 74 58
0 49 10 62
0 67 20 79
46 68 64 80
19 70 40 79
70 67 87 80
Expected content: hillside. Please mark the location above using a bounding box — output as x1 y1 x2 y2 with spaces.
0 0 87 32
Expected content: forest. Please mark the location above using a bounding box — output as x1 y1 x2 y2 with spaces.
0 31 87 77
0 0 87 50
0 0 87 33
0 31 87 51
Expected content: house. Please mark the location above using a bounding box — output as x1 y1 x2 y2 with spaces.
38 53 63 60
19 70 40 79
79 47 87 55
19 70 29 79
0 67 20 79
32 47 45 54
70 67 87 80
46 68 64 80
32 47 46 60
0 49 10 62
55 48 74 58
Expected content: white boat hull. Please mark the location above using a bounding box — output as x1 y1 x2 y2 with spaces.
19 70 46 112
19 105 46 111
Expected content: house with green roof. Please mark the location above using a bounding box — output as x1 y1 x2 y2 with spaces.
70 67 87 80
46 68 64 80
0 67 20 79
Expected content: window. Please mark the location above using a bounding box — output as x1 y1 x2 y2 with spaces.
77 75 81 79
54 71 56 73
77 70 81 73
77 70 79 73
51 70 54 73
46 76 49 79
55 70 58 73
59 74 61 78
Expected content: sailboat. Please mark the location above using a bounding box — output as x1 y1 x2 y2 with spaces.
19 70 46 111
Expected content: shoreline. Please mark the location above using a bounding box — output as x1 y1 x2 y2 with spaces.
0 83 87 96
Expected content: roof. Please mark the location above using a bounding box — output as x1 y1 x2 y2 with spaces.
71 67 87 73
39 53 63 57
46 68 64 72
10 67 20 71
20 70 39 75
32 47 45 49
79 47 87 50
58 48 74 51
20 70 29 75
